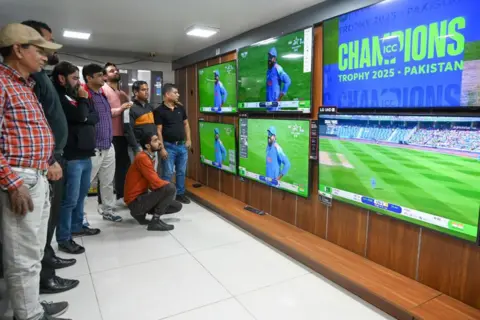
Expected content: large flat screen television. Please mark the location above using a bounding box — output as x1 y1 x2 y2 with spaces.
237 28 313 113
199 120 237 175
198 61 237 114
238 118 310 197
318 113 480 243
323 0 480 109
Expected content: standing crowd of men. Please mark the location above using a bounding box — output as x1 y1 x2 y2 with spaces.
0 19 191 320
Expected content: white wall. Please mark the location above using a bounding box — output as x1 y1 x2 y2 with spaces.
57 53 174 84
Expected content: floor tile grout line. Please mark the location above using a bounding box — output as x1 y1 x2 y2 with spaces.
156 297 237 320
82 239 105 320
168 231 259 320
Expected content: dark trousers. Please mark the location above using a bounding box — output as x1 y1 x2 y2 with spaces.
40 156 66 281
128 183 181 218
112 136 130 200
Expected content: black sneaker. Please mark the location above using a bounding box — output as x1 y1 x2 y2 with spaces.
72 226 101 237
176 195 191 204
147 217 174 231
58 240 85 255
41 301 68 317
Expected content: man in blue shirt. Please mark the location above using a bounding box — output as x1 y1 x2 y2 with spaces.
265 126 290 183
213 70 227 112
214 128 227 167
266 47 291 103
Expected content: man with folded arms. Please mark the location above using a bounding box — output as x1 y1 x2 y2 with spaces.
0 23 69 320
124 133 182 231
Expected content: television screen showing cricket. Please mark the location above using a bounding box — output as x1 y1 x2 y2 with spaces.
199 120 237 174
237 28 313 113
238 118 310 198
318 113 480 243
198 61 238 114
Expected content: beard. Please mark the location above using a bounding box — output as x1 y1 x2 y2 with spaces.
47 53 59 66
109 75 121 82
66 83 80 99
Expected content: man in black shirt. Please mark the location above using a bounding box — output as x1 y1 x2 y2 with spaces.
154 83 191 204
21 20 79 296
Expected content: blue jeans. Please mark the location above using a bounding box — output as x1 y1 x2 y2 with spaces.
161 142 188 195
56 159 92 242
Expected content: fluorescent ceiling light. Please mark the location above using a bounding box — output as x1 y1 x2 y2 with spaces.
63 30 91 40
252 38 277 46
282 53 303 59
186 26 218 38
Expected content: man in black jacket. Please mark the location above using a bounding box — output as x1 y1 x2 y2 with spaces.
52 62 101 255
21 20 79 296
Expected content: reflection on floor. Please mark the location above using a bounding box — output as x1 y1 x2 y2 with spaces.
0 197 393 320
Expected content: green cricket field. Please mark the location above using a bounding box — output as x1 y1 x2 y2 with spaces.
198 61 237 113
199 121 236 174
319 137 480 241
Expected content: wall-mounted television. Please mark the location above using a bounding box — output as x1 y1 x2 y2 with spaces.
238 118 310 197
323 0 480 109
198 61 238 114
318 113 480 243
237 27 313 113
199 120 237 175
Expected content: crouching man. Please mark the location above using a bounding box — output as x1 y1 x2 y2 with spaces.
124 134 182 231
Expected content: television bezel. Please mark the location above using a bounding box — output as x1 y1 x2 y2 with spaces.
198 119 238 176
237 116 312 199
197 60 239 115
236 26 315 115
317 107 480 245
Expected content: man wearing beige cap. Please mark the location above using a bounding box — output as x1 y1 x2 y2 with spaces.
0 23 70 320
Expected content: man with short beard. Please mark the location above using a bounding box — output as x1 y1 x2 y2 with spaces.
21 20 80 295
102 62 131 204
53 61 100 254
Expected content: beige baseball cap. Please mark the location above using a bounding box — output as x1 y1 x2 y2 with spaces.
0 23 62 51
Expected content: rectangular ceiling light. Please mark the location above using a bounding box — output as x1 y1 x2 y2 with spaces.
186 26 218 38
63 30 91 40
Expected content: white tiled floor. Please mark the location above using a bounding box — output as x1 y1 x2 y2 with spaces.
1 198 394 320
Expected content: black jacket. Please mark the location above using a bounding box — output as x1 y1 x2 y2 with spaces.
54 83 99 160
124 99 157 151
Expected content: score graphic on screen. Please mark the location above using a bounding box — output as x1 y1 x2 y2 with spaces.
323 0 480 108
238 28 313 113
238 118 310 197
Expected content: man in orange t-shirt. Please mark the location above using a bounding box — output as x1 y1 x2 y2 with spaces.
124 134 182 231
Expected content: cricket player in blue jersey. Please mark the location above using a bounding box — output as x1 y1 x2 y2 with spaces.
266 47 291 103
213 70 227 112
214 128 227 167
265 126 290 182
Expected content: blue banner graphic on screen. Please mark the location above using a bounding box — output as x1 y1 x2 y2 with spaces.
323 0 480 108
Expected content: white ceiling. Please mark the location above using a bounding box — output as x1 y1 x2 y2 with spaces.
0 0 323 60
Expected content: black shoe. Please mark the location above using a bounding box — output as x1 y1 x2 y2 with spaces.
41 301 69 317
176 195 191 204
58 240 85 255
72 226 101 237
44 255 77 269
147 217 174 231
132 214 149 225
40 275 80 294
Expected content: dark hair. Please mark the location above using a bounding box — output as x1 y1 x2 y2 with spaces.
162 83 177 97
52 61 79 85
139 133 155 150
82 63 104 83
21 20 52 35
0 44 30 58
132 80 148 95
104 62 117 73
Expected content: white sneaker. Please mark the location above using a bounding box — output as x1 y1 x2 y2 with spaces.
115 198 127 208
83 215 90 227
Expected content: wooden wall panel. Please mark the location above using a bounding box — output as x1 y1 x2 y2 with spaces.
366 213 420 280
418 230 480 309
271 189 297 225
249 182 272 214
327 201 368 256
184 67 198 181
189 63 206 186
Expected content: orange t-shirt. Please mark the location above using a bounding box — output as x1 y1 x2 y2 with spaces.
124 152 168 205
